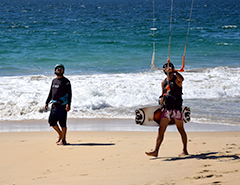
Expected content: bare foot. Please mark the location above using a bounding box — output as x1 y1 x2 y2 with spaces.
57 139 68 145
56 141 63 145
145 151 158 157
178 151 189 157
56 136 62 143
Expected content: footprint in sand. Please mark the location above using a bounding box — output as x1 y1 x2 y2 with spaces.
192 168 222 180
193 174 222 180
212 181 221 184
202 164 211 168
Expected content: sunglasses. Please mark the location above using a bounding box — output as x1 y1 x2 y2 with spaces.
56 67 64 70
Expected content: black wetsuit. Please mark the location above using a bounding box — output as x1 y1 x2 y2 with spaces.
46 76 72 127
162 75 182 111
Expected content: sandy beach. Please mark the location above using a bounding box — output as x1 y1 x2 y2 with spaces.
1 119 240 185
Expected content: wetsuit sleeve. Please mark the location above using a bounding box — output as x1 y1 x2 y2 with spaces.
45 82 53 105
66 80 72 106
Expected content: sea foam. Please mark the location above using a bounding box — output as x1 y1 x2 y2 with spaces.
0 66 239 121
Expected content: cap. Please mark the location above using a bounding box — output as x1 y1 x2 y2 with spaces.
163 62 174 69
55 63 65 71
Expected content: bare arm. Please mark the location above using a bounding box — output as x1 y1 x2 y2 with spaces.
160 80 164 105
164 67 184 87
174 70 184 87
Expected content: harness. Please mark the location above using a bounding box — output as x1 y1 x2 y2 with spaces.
161 76 182 110
51 94 68 105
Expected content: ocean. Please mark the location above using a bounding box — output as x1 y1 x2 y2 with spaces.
0 0 239 128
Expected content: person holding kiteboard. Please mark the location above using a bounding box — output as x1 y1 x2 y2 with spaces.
45 64 72 145
145 62 189 157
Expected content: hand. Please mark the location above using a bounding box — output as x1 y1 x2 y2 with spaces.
45 104 48 111
164 67 173 73
160 97 164 105
66 104 71 112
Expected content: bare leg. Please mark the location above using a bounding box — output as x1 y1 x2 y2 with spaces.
52 125 62 143
175 119 189 156
57 127 67 145
145 118 169 157
62 127 67 145
153 109 162 123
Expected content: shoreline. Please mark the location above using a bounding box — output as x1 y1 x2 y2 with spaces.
1 118 240 133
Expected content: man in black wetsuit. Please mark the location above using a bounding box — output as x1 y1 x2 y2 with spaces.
45 64 72 145
146 62 189 157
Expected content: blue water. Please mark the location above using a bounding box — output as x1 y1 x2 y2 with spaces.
0 0 239 76
0 0 239 128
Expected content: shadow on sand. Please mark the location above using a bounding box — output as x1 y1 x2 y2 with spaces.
150 152 240 161
64 143 115 146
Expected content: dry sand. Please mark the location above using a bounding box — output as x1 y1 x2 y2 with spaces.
1 129 240 185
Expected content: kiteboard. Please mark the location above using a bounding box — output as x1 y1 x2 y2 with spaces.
135 106 191 126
